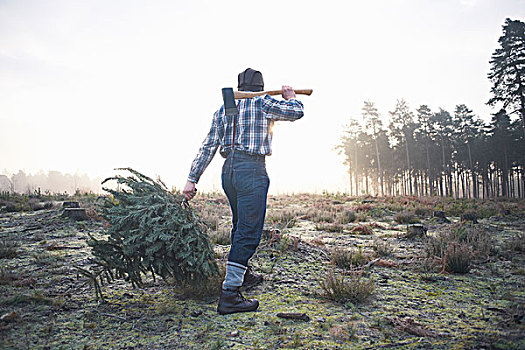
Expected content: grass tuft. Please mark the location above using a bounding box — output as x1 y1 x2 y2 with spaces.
372 239 392 257
319 268 375 303
0 239 20 259
349 224 374 235
208 227 230 245
394 211 419 224
335 210 356 224
175 264 226 300
330 247 369 269
444 242 472 273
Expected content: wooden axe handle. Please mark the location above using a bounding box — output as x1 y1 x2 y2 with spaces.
234 89 313 99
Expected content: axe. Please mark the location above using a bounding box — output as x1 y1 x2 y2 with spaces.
222 88 313 117
234 89 313 99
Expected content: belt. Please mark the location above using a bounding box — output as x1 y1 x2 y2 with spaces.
226 150 265 162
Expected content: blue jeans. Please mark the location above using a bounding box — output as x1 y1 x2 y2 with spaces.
222 151 270 267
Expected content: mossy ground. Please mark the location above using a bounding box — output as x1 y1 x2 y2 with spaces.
1 194 524 349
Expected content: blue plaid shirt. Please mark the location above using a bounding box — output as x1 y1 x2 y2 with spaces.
188 95 304 183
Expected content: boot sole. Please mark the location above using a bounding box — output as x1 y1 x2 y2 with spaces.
217 302 259 315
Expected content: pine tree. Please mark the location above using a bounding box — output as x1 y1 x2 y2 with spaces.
488 18 525 139
362 101 385 196
87 168 219 294
389 99 415 195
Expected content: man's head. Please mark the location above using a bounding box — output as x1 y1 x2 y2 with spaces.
238 68 264 92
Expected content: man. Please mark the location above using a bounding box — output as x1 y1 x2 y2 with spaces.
183 68 304 314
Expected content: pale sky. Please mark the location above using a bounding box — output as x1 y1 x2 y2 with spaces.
1 0 524 194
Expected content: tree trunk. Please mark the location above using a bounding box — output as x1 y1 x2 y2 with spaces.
354 147 359 195
348 164 353 196
425 139 432 196
374 138 384 196
503 147 509 197
467 143 476 198
440 137 448 196
365 169 369 195
404 136 412 195
461 172 466 198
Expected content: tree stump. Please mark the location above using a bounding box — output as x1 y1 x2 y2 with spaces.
63 201 80 209
461 211 478 224
405 224 428 239
62 208 88 221
433 211 450 223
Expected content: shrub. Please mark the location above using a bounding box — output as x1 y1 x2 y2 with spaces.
355 211 368 222
267 209 299 229
209 227 230 245
460 210 478 223
414 207 431 217
336 210 356 224
315 223 345 233
355 203 373 212
319 268 375 303
454 225 491 256
311 211 336 223
444 242 472 274
394 211 419 224
0 267 18 285
418 258 441 281
504 233 525 253
349 224 374 235
0 239 20 259
372 239 392 257
331 247 368 269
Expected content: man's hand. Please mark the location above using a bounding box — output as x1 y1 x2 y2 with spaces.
282 85 296 101
183 181 197 201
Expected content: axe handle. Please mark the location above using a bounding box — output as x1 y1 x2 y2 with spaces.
234 89 313 99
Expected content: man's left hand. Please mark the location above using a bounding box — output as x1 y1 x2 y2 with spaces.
282 85 296 100
183 181 197 201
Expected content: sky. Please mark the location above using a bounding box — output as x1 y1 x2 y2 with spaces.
1 0 524 194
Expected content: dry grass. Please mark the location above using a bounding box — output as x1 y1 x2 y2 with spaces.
424 224 491 274
503 233 525 254
208 227 231 245
330 247 369 269
175 264 226 300
266 208 301 230
372 239 393 257
315 223 345 233
354 203 374 212
444 242 472 274
349 224 374 235
319 268 375 303
0 239 20 259
394 211 419 224
335 210 356 224
0 267 19 285
414 206 432 217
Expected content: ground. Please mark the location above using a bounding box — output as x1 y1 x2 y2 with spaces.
1 193 524 349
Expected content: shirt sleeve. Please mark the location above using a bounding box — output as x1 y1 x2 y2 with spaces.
262 95 304 121
187 111 221 183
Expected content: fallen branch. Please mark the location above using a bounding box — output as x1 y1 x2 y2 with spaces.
91 310 127 321
277 312 310 321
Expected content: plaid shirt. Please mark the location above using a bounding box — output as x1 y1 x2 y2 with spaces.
188 95 304 183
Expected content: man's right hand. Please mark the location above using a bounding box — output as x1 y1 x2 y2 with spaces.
282 85 296 100
183 181 196 201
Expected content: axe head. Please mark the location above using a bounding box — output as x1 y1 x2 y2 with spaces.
222 87 238 116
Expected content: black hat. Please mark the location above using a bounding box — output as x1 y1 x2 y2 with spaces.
238 68 264 92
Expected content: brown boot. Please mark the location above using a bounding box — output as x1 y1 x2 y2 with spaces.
242 267 263 289
217 288 259 315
